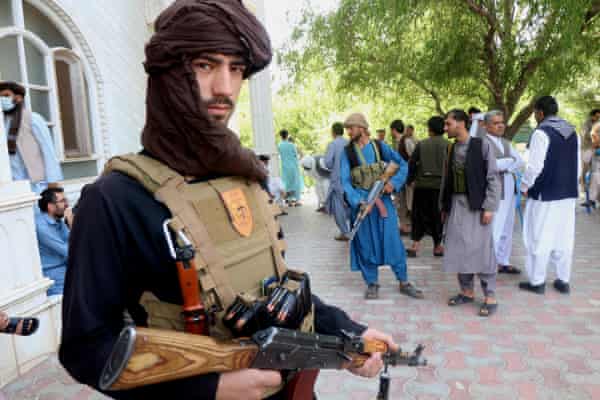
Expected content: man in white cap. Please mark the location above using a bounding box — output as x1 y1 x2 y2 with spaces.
341 113 423 300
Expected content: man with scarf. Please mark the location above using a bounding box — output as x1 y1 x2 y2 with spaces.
519 96 580 295
0 81 62 194
341 113 424 300
59 2 395 399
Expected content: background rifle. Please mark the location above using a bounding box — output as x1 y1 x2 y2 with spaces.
99 326 426 395
348 162 400 241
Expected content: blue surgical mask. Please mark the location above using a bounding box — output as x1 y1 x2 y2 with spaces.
1 96 15 112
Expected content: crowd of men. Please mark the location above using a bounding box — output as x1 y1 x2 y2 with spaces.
307 95 581 317
0 1 594 397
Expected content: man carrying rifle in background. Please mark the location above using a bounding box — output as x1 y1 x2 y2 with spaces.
340 113 424 300
59 1 402 399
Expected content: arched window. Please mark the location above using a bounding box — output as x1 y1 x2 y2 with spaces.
0 0 98 179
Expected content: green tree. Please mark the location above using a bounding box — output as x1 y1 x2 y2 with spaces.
281 0 600 138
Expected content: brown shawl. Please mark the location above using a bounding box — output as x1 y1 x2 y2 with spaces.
141 0 271 181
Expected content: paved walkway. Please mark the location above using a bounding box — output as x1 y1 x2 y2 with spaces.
2 193 600 399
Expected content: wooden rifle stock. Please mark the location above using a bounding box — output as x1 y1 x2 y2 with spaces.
101 327 259 390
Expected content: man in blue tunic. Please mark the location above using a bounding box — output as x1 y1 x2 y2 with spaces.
1 81 63 194
277 129 303 206
341 113 424 300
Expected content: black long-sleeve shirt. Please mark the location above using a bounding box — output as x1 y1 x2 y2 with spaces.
59 171 366 400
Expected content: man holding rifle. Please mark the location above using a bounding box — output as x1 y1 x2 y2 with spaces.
59 1 404 399
340 113 424 300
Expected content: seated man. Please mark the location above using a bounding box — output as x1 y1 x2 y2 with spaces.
259 154 287 210
35 187 70 296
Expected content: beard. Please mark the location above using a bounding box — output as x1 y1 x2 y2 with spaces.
203 96 236 124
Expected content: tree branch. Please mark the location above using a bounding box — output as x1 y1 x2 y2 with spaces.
407 76 445 115
506 98 537 140
463 0 496 28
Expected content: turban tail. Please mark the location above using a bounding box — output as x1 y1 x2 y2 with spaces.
141 0 271 181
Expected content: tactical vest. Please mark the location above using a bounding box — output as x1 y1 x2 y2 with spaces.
345 141 386 190
442 138 487 211
416 136 449 189
104 154 314 343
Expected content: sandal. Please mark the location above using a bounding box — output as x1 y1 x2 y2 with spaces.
498 265 520 274
399 282 424 299
479 302 498 317
406 249 417 258
1 317 39 336
448 293 474 306
365 284 380 300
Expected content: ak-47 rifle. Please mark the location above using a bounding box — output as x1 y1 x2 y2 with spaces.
347 162 400 241
99 326 426 398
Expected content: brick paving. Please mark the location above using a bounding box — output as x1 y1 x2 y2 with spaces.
2 193 600 399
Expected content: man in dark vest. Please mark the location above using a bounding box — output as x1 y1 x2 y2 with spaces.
391 119 414 235
441 109 501 317
341 113 423 300
519 96 579 295
406 116 448 258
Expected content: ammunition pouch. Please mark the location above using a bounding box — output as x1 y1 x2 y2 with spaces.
223 270 313 337
351 161 386 191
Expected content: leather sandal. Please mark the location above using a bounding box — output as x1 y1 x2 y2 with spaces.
479 303 498 317
365 284 380 300
448 293 474 306
1 317 39 336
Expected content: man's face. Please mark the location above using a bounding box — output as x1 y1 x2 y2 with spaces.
485 114 505 137
592 112 600 123
406 127 414 136
48 192 68 219
0 89 23 103
534 109 544 124
191 53 247 124
346 126 364 142
444 115 462 138
377 131 386 141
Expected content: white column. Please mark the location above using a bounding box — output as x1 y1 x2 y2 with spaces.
248 0 278 175
0 111 59 388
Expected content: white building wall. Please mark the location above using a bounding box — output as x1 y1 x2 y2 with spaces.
52 0 151 155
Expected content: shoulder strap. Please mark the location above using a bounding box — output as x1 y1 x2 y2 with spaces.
373 140 383 162
345 143 360 168
104 153 237 310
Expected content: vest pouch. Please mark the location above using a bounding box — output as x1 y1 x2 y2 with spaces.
139 292 185 331
453 164 467 194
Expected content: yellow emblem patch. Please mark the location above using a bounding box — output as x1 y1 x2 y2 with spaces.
220 188 254 237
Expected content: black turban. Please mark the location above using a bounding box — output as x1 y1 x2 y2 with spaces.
141 0 272 181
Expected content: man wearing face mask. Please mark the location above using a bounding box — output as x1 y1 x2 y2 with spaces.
0 81 63 194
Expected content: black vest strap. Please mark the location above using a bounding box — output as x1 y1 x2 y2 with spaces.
345 140 384 169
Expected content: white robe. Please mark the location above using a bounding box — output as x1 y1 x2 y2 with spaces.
487 135 524 266
521 129 580 285
300 155 330 208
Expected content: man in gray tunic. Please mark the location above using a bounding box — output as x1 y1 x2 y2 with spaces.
441 109 501 317
324 122 351 240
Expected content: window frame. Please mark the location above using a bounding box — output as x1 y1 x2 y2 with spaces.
0 0 101 169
